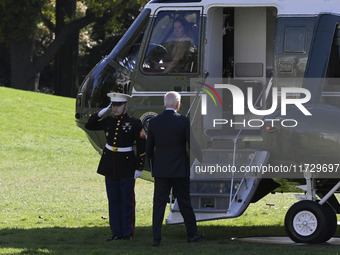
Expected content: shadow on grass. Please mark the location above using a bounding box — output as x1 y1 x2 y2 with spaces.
0 225 339 255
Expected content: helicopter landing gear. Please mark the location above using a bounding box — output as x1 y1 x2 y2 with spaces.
284 177 339 244
284 200 336 243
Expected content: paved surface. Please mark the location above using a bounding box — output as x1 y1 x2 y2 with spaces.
232 236 340 245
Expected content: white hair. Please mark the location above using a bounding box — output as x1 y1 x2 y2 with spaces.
164 91 181 108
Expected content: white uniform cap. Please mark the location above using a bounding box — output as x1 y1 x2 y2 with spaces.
107 92 131 102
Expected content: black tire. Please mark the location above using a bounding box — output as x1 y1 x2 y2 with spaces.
285 200 329 243
320 202 337 242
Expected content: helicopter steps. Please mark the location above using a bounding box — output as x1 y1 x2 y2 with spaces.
166 149 269 224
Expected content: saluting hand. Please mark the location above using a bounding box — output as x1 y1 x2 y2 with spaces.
98 103 112 117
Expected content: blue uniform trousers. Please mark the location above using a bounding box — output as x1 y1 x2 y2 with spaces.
105 177 135 238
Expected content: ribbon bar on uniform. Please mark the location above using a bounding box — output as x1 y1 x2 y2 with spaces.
105 144 133 152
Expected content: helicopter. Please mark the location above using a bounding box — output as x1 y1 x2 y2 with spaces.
75 0 340 244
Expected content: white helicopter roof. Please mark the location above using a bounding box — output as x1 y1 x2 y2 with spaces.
145 0 340 16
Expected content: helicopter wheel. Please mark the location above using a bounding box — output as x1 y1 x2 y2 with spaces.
285 200 330 243
320 202 337 242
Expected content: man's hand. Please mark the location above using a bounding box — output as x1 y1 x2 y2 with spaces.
134 170 142 179
98 103 112 117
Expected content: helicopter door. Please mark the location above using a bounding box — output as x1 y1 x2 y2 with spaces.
203 7 277 137
131 8 202 118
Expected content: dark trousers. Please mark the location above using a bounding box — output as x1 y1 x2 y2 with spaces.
105 177 135 238
153 177 197 240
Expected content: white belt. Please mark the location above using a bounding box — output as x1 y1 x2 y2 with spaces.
105 144 133 152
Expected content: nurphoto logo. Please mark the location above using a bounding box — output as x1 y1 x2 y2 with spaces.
199 83 312 128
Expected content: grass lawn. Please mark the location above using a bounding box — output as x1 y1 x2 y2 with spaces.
1 86 340 254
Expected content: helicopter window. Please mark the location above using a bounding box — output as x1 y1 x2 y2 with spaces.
322 24 340 106
113 9 150 72
142 10 200 74
284 27 306 53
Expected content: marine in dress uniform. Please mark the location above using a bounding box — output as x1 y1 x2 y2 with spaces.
85 92 146 241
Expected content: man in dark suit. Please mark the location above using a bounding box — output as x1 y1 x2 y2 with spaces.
146 91 203 247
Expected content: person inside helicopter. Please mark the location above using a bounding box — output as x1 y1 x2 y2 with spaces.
143 11 199 74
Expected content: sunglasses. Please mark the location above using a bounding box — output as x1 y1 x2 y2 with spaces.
111 102 126 107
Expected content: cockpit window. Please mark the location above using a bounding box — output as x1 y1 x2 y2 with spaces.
113 9 150 72
142 11 200 74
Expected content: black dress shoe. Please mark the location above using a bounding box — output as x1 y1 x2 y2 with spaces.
152 239 161 247
187 232 204 242
106 236 121 241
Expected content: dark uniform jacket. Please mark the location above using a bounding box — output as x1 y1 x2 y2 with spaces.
86 113 146 179
146 110 202 178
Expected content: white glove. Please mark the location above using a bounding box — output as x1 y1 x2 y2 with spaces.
98 103 112 117
134 170 142 179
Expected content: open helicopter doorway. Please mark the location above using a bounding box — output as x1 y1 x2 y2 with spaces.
165 5 279 226
203 7 277 138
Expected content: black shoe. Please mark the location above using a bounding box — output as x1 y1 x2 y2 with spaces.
187 232 204 243
152 239 161 247
123 236 133 241
106 236 121 241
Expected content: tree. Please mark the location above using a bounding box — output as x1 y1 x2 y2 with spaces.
0 0 147 96
0 0 48 91
0 0 96 92
54 0 78 97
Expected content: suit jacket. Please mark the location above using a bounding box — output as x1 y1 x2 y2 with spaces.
146 110 202 178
